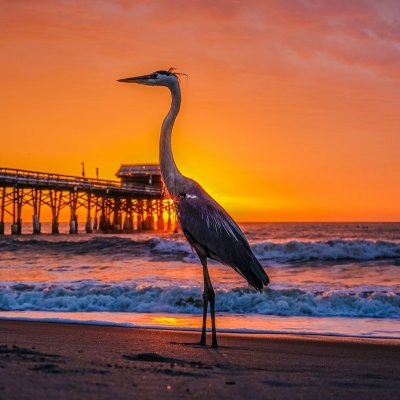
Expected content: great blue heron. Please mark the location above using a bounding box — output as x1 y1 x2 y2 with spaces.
118 69 269 347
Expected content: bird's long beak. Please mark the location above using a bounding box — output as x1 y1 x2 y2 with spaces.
117 74 151 83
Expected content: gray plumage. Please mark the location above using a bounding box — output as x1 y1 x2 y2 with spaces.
118 68 269 347
177 180 269 292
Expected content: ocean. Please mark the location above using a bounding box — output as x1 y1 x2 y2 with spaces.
0 222 399 338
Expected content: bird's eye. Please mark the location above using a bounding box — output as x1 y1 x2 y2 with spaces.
150 74 158 79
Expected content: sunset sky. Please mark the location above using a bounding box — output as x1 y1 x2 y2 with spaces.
1 0 400 221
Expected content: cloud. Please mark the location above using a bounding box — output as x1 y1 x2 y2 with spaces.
2 0 399 80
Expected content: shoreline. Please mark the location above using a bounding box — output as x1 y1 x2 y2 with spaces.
1 311 399 340
1 320 399 399
1 315 400 342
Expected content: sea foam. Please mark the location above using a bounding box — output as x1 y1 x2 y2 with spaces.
1 280 399 318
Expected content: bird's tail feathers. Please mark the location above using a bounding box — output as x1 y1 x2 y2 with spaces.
244 259 269 293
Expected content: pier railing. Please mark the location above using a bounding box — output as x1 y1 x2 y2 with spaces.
0 167 161 197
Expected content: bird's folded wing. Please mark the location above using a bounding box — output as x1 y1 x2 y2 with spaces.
177 194 269 290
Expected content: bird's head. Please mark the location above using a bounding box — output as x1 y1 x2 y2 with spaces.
117 68 182 87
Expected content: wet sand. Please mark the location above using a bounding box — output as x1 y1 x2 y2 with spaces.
0 320 399 399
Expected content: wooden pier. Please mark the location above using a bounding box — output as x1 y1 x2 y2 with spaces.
0 165 177 235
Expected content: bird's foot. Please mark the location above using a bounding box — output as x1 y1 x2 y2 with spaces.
198 333 207 346
211 341 218 348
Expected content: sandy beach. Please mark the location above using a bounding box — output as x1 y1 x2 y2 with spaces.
0 320 399 399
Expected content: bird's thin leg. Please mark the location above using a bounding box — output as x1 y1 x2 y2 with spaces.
199 256 209 346
202 258 218 348
199 291 208 346
209 284 217 348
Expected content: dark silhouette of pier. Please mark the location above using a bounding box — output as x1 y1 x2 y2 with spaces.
0 165 176 235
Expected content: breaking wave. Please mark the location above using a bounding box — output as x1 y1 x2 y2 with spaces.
1 236 400 264
252 239 400 263
1 281 399 318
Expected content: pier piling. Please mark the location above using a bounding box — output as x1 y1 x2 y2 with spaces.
0 187 5 235
85 193 93 233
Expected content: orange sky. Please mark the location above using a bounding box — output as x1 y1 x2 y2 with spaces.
1 0 400 221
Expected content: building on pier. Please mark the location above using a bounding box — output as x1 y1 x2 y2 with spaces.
0 165 177 235
116 163 162 188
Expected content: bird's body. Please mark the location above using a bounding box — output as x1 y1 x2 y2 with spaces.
177 180 268 291
118 69 269 347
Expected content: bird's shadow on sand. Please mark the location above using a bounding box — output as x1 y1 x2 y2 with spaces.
170 341 232 350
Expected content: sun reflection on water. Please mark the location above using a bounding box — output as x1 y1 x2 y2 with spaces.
152 316 186 326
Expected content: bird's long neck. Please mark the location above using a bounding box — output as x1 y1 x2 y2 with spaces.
160 82 183 198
